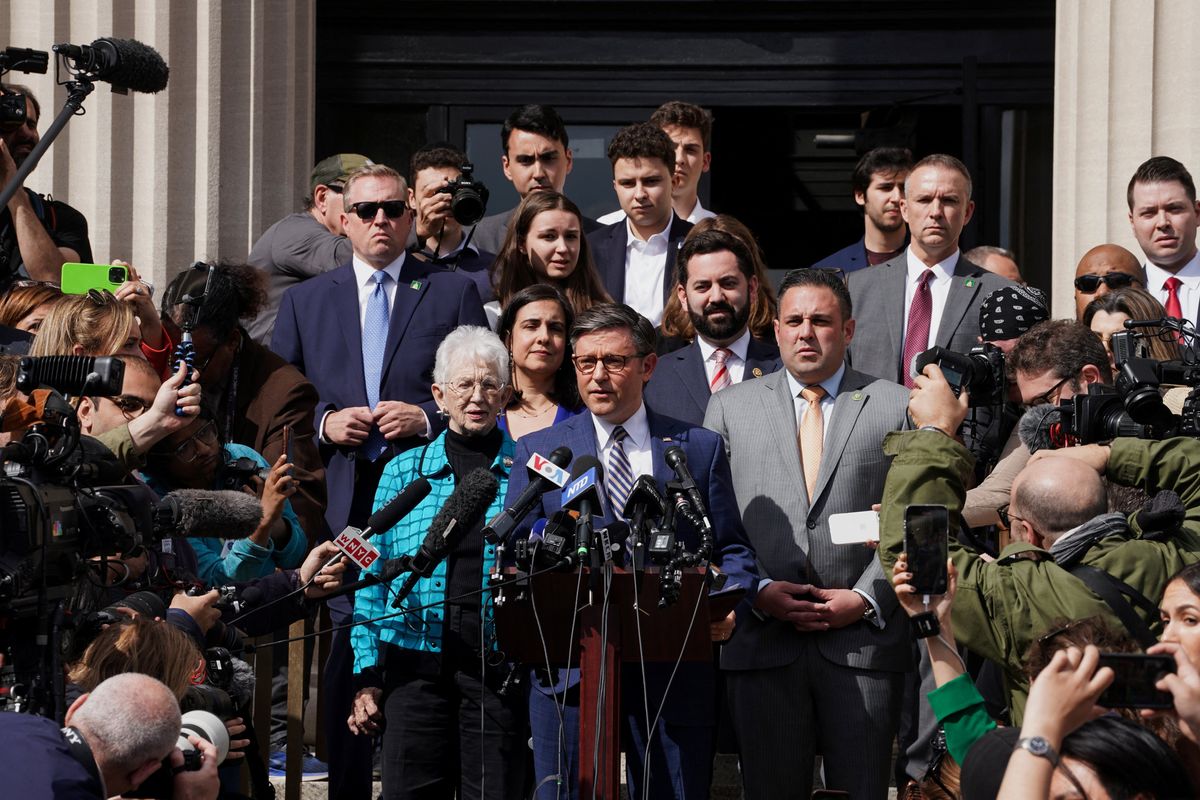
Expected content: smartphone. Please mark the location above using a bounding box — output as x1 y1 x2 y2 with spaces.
282 424 293 464
61 263 128 295
904 504 949 594
1097 653 1175 709
828 510 879 545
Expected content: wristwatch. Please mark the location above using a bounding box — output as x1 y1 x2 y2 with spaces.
1015 736 1059 767
861 600 878 622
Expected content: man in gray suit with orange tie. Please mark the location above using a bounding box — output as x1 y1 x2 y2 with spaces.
846 154 1013 387
704 268 911 799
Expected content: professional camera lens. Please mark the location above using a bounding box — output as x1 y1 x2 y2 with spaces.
440 163 490 227
178 709 230 764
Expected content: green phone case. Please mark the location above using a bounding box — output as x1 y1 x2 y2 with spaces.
60 263 129 295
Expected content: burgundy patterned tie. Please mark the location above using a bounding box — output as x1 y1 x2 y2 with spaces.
902 270 935 388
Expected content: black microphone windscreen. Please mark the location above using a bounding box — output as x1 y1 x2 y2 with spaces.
92 38 169 93
164 489 263 539
549 445 573 469
664 445 686 470
569 454 605 485
238 586 264 609
367 477 432 533
1017 404 1062 453
425 468 499 558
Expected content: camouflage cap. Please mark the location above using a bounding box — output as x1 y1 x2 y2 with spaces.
310 153 373 194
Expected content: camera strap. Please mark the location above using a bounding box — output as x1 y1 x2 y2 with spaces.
61 725 105 794
1067 564 1158 649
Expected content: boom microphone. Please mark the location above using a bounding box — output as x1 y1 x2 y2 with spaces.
53 38 169 94
155 489 263 539
392 468 500 608
1017 403 1074 453
483 446 573 544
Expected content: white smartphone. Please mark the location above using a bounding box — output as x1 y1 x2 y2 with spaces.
828 510 880 545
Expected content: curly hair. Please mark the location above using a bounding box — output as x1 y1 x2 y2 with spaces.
606 122 676 173
161 260 268 340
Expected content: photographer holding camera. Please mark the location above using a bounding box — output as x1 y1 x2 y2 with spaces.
407 144 494 302
0 672 218 800
878 362 1200 722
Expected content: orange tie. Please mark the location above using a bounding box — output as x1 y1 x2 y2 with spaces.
798 385 826 500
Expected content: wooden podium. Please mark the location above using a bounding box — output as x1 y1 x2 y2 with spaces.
494 565 741 799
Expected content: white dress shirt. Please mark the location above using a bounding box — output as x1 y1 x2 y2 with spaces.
1145 252 1200 328
597 197 716 226
902 248 956 352
591 403 654 516
623 215 674 326
697 329 750 387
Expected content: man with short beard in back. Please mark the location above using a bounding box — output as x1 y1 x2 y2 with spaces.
645 226 781 426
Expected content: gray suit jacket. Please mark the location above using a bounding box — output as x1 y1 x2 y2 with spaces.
846 253 1014 384
704 367 912 673
470 208 515 256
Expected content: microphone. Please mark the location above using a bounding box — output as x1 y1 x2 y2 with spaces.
663 446 714 545
154 489 263 539
320 477 433 574
1017 404 1073 453
313 558 409 603
623 475 666 571
531 510 579 569
16 354 124 395
53 38 169 93
561 456 605 563
391 468 500 608
483 446 572 544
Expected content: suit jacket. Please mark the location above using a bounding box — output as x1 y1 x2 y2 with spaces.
811 237 869 274
587 215 694 309
703 367 912 673
846 253 1014 384
271 258 488 534
644 336 782 428
507 406 759 725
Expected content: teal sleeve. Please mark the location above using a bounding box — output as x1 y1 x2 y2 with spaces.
271 499 308 570
927 673 997 765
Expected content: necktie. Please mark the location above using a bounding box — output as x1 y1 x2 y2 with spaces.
1165 276 1185 343
798 386 826 501
605 426 634 520
362 270 391 459
709 347 732 393
902 270 935 388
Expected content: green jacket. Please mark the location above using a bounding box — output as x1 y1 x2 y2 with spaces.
877 430 1200 722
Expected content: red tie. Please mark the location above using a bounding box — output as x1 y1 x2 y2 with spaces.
1165 277 1185 342
902 270 934 388
709 347 732 393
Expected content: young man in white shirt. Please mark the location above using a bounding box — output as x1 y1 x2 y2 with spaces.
1127 155 1200 329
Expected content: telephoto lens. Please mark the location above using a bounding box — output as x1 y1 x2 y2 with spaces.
178 708 230 765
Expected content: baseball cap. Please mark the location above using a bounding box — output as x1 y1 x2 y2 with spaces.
310 153 373 194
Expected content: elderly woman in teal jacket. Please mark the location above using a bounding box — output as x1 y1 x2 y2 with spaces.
348 325 525 800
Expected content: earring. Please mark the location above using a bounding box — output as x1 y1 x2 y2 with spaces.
436 406 448 419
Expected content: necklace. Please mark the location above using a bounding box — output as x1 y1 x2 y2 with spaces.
513 401 556 419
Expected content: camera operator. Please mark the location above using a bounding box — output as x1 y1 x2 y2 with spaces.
878 363 1200 722
962 319 1112 528
407 144 495 302
0 672 218 800
0 84 93 290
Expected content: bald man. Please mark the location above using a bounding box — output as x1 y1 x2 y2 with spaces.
878 364 1200 723
1073 244 1145 319
964 245 1023 284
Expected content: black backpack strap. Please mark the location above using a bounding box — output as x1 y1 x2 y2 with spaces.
1067 564 1158 649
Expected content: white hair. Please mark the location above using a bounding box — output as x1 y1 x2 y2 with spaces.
71 673 181 773
433 325 510 385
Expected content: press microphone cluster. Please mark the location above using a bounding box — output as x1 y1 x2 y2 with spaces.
483 446 572 544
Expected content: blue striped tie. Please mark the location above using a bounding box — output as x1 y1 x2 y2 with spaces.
362 270 391 460
606 426 635 520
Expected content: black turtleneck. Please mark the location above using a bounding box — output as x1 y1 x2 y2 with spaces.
443 425 502 615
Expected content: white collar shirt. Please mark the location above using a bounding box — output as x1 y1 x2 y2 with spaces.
697 329 751 388
351 252 406 329
1145 252 1200 328
591 402 654 514
623 215 674 326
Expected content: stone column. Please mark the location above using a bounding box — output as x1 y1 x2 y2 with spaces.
1053 0 1200 317
2 0 315 290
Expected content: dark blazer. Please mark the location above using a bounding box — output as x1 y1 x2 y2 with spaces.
644 336 782 428
507 407 759 724
587 214 694 309
811 237 870 274
271 258 487 534
846 253 1015 384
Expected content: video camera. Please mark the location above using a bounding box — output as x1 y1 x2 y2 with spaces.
438 162 489 227
914 343 1007 407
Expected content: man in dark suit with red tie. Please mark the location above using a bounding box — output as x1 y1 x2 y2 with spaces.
272 163 487 799
645 226 781 426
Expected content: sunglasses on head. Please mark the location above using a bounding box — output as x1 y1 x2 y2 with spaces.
348 200 408 221
1074 272 1142 293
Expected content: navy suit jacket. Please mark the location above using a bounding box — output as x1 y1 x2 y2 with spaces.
644 336 783 428
507 406 758 724
587 215 694 308
271 258 487 534
811 237 869 274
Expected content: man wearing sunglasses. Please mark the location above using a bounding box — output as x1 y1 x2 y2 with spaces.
246 153 372 345
1072 243 1145 319
272 161 487 800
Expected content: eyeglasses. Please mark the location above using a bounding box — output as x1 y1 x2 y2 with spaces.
445 377 506 398
348 200 408 221
571 353 643 375
1028 375 1070 407
173 420 219 463
996 504 1026 530
1073 272 1142 293
98 394 151 421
